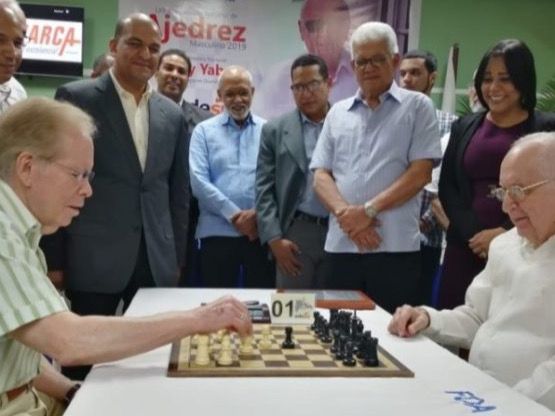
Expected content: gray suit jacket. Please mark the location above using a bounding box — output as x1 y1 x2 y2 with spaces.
181 100 211 138
255 109 309 245
41 73 189 292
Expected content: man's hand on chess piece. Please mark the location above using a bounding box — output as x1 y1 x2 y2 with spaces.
269 238 302 277
192 296 253 337
387 305 430 338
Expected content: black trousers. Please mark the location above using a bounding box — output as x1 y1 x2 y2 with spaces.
418 244 442 306
200 236 275 288
324 251 421 314
63 234 155 381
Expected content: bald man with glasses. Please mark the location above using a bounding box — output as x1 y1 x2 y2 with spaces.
389 132 555 411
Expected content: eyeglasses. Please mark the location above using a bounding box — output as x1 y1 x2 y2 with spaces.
353 55 389 70
290 80 323 94
50 161 95 183
489 180 550 202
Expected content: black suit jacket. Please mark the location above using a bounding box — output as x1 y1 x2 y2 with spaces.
41 73 189 292
439 110 555 245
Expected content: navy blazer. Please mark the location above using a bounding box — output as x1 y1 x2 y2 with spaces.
41 73 190 292
439 110 555 245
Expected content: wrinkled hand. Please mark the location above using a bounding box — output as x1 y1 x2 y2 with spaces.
232 209 258 241
388 305 430 338
193 295 253 337
269 238 301 277
351 226 381 252
336 205 373 237
468 227 505 259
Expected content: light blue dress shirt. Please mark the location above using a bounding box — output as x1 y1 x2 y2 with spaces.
189 111 266 238
310 82 441 253
296 113 328 218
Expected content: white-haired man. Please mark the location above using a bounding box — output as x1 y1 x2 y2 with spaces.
310 22 441 313
389 132 555 411
0 97 251 415
189 65 274 288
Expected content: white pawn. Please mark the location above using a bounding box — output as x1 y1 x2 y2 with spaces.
258 324 272 349
217 332 233 366
239 335 254 354
194 335 210 366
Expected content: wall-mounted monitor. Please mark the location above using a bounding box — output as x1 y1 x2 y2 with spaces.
18 4 84 78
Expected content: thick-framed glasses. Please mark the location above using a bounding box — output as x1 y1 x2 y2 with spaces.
290 79 323 94
489 180 550 202
50 161 95 183
354 54 389 70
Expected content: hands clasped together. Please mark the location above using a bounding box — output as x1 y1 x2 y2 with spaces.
336 205 381 252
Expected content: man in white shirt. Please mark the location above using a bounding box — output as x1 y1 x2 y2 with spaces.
388 132 555 411
0 0 27 113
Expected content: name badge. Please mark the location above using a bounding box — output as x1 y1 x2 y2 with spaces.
270 292 316 324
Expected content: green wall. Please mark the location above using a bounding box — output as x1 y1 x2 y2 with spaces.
419 0 555 105
18 0 555 101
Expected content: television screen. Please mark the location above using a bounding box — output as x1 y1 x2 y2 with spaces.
18 4 84 78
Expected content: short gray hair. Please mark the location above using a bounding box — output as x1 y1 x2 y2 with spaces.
350 21 399 58
217 65 253 90
510 131 555 180
0 97 96 180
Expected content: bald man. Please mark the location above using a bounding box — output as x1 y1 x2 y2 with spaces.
189 66 274 288
0 0 27 112
389 132 555 411
40 13 189 380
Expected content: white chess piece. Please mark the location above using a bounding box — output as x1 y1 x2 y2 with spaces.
239 335 254 354
194 335 210 366
258 324 272 349
217 332 233 366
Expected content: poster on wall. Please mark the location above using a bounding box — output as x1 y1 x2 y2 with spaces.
119 0 411 119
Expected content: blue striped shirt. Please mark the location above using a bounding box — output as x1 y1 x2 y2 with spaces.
189 111 266 238
310 82 441 253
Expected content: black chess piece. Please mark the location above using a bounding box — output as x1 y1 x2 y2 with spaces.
342 341 356 367
363 337 379 367
311 312 321 331
335 334 346 360
282 326 295 349
320 323 332 344
330 329 340 354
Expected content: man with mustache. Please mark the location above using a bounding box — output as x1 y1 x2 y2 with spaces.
189 65 274 288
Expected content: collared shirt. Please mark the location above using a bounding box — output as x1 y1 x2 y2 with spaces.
310 82 441 253
296 113 328 218
0 181 67 393
110 69 152 171
189 111 266 238
423 228 555 410
252 49 357 119
0 77 27 114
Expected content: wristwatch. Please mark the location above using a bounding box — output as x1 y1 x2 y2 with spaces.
363 201 378 220
64 383 81 405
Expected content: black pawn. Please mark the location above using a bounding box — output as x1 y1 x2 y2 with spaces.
330 329 340 354
335 335 346 360
282 326 295 349
320 323 332 344
311 312 320 331
342 341 356 367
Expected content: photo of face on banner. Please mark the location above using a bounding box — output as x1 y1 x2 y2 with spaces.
122 0 411 118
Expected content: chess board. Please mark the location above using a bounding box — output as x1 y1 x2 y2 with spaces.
168 324 413 377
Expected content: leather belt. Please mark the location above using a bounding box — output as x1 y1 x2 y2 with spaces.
294 211 328 227
4 382 30 402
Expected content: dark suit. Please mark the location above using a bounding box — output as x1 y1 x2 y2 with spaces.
255 109 328 288
180 100 211 286
42 72 189 296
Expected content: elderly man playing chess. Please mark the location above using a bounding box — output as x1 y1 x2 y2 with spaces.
388 131 555 411
0 97 252 415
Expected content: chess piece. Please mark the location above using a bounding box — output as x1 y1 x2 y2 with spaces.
330 329 340 354
311 311 321 331
217 332 233 366
194 335 210 366
335 335 346 360
320 323 332 344
239 335 254 354
282 326 295 349
342 341 356 367
258 324 272 349
363 337 379 367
